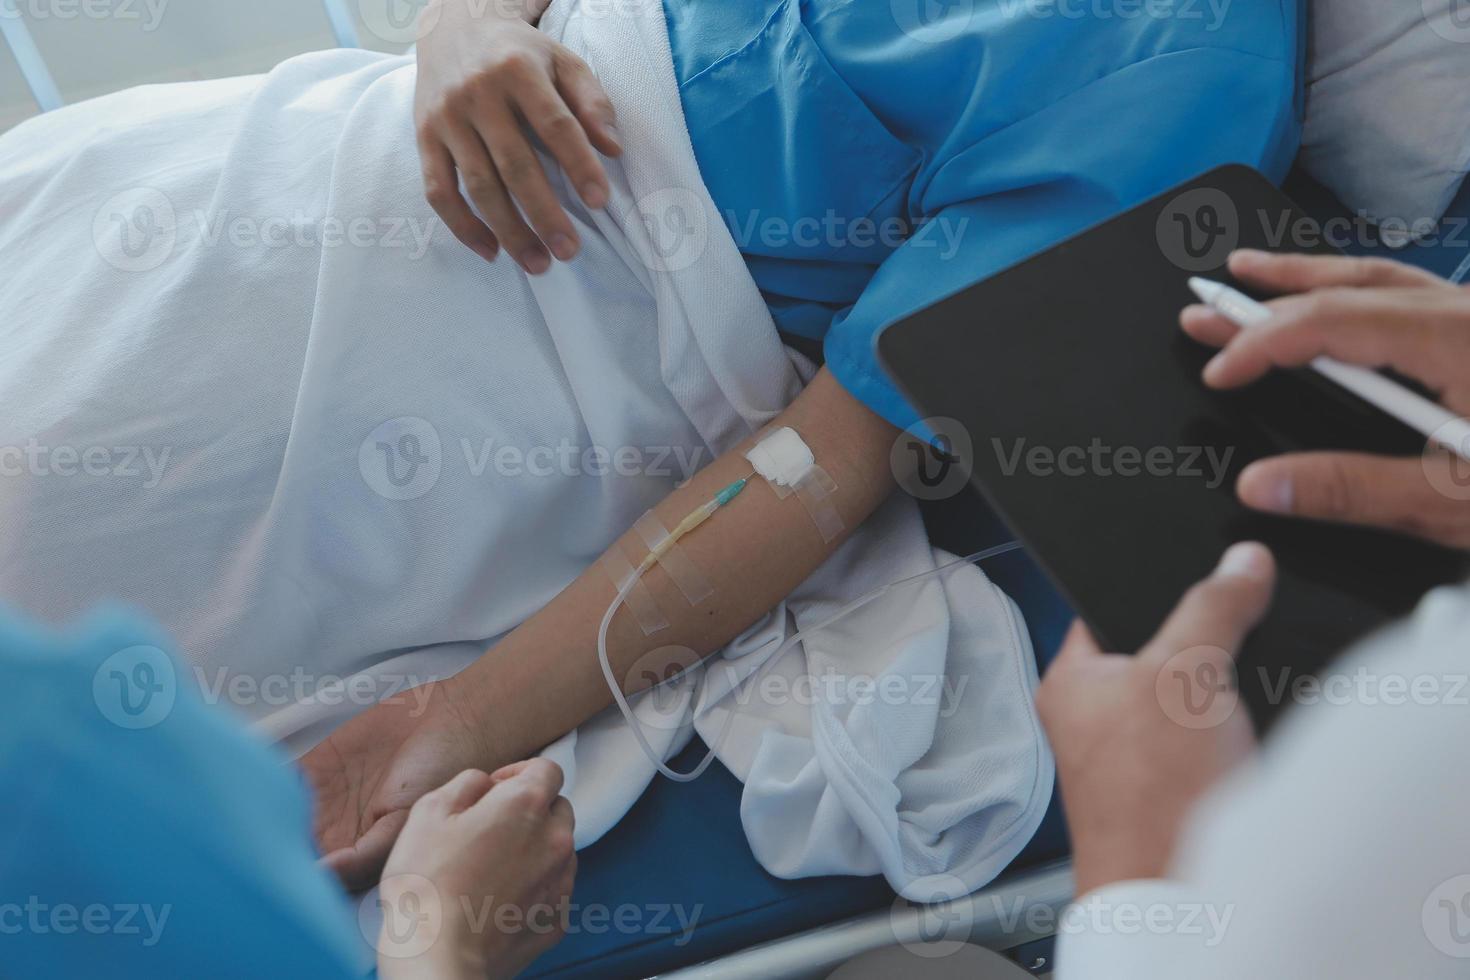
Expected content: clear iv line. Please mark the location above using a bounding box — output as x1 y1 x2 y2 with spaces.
597 528 1024 783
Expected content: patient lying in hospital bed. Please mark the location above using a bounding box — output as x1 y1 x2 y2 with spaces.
0 0 1300 906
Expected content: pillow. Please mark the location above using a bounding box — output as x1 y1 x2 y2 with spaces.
1298 0 1470 240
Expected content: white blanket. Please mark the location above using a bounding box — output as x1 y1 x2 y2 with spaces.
0 0 1051 900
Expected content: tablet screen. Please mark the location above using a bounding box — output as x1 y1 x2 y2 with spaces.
879 165 1468 726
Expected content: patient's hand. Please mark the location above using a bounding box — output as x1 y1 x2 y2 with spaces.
301 678 506 892
415 0 622 273
374 762 576 980
1182 250 1470 549
1037 543 1274 898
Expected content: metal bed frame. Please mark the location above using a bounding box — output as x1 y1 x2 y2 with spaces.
1 0 366 113
655 862 1072 979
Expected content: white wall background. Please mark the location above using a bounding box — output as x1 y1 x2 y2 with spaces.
0 0 412 133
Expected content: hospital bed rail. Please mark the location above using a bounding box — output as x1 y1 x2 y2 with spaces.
654 860 1072 980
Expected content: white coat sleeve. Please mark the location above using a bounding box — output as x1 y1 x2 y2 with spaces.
1056 584 1470 979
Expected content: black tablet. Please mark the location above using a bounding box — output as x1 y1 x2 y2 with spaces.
878 165 1468 727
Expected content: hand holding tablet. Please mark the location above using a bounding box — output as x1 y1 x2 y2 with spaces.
878 166 1469 727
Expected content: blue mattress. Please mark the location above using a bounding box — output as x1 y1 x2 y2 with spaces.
525 166 1470 980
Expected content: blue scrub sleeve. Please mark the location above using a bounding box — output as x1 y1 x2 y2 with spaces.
0 606 366 980
823 47 1301 433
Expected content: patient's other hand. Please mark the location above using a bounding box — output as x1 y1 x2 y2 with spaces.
415 0 621 273
301 679 504 892
1181 250 1470 549
374 762 575 980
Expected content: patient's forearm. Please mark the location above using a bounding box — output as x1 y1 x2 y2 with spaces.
454 367 905 765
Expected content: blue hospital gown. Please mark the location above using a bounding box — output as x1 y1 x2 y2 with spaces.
662 0 1302 428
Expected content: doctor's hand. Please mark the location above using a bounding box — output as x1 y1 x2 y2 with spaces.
415 0 621 273
301 677 509 892
1181 250 1470 549
374 762 576 980
1037 542 1274 898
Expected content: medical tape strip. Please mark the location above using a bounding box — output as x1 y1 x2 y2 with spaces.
745 426 845 543
633 512 716 606
600 545 670 635
794 466 844 543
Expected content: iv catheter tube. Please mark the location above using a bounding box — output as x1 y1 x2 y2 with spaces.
596 539 1024 782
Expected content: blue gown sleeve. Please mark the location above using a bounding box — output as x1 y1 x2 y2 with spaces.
0 606 366 980
823 46 1301 432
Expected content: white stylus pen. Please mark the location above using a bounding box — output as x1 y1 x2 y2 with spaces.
1188 277 1470 463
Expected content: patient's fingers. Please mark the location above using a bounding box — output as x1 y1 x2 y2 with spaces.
514 81 602 212
443 117 550 275
554 50 620 160
1228 250 1448 293
322 808 410 893
1142 542 1275 666
516 57 609 210
479 98 580 265
420 139 500 264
